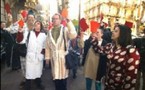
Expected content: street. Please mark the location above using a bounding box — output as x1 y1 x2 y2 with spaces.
1 63 143 90
1 64 96 90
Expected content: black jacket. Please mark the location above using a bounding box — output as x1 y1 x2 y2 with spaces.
133 37 145 72
82 37 92 66
96 39 108 81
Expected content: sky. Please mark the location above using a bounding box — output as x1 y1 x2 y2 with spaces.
68 0 85 20
68 0 79 19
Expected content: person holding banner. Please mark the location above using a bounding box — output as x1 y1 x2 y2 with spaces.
45 13 77 90
92 24 140 90
81 20 107 90
16 10 36 89
17 20 46 90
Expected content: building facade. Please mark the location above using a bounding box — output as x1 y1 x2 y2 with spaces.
84 0 145 35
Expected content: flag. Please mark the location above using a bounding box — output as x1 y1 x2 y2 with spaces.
103 22 108 28
4 3 11 13
125 21 133 28
21 10 28 18
48 22 53 30
61 8 68 18
90 21 100 33
79 18 89 31
18 19 24 28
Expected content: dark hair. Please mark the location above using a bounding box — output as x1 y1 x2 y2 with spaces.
99 27 104 34
117 25 132 47
34 20 44 31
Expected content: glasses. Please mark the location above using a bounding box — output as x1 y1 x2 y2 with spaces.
52 18 60 20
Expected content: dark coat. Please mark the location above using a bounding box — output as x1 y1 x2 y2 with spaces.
133 37 145 72
1 29 21 69
82 37 92 66
69 38 81 69
0 29 14 66
96 40 108 81
102 29 112 43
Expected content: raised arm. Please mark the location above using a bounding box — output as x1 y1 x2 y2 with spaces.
92 39 112 55
66 20 77 40
78 31 84 48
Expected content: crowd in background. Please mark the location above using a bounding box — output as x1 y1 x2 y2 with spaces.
1 10 145 90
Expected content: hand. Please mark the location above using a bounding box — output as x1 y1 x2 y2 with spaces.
45 59 50 64
80 31 84 39
66 18 70 23
18 27 23 32
91 37 96 42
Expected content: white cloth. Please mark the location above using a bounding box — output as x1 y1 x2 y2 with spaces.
45 22 77 80
25 31 46 79
98 39 103 46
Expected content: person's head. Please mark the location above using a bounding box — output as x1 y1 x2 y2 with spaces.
52 13 62 27
112 25 132 47
34 21 43 32
1 21 6 29
26 14 35 24
90 32 97 40
96 28 104 40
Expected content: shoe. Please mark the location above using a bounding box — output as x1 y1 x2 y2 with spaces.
73 74 77 79
37 84 45 90
19 81 25 88
12 66 21 71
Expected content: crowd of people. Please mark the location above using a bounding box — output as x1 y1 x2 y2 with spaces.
1 10 145 90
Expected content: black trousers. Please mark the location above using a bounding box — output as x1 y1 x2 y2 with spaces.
25 79 31 90
25 78 42 90
54 78 67 90
12 50 21 70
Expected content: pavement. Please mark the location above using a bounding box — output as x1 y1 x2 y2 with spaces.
1 63 143 90
1 64 95 90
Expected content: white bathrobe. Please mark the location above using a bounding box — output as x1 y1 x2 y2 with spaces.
25 30 46 79
45 22 77 80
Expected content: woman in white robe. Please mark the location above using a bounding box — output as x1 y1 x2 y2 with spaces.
17 21 46 90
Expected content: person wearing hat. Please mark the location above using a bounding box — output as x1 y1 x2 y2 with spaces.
26 10 35 30
92 24 140 90
16 10 36 88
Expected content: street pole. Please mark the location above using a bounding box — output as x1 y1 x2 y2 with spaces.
78 0 81 34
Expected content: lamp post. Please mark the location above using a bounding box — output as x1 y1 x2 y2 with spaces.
78 0 81 34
